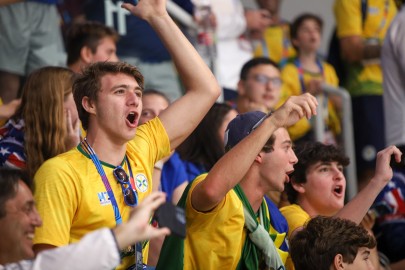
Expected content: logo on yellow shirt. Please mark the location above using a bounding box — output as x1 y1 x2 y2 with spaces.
135 173 148 193
97 191 111 205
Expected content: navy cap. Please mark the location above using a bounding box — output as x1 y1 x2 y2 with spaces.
224 111 267 150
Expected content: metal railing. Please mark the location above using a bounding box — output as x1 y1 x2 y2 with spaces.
165 4 359 196
166 1 198 31
166 0 222 102
315 84 357 199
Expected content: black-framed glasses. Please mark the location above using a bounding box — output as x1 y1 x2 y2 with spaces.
113 166 138 207
250 74 282 88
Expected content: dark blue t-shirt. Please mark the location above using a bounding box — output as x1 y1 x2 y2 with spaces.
161 151 188 202
29 0 58 4
83 0 193 62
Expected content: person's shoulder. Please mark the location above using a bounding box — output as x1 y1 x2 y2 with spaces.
335 0 360 9
35 147 84 176
323 61 338 75
281 62 297 71
323 61 335 70
189 173 208 188
281 61 299 76
131 118 167 143
280 203 303 215
128 117 170 156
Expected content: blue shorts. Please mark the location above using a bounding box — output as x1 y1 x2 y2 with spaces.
352 95 385 172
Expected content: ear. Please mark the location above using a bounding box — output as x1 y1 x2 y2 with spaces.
82 96 96 115
254 152 264 164
80 46 93 64
237 80 246 96
333 254 345 270
291 179 305 194
292 38 299 49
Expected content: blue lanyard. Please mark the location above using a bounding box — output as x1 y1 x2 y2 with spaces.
294 58 330 131
81 138 131 224
81 138 143 270
294 58 324 93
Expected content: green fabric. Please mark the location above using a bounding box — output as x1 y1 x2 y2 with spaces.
156 183 277 270
233 185 270 270
345 63 383 96
155 182 192 270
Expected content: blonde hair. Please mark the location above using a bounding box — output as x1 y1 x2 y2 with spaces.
15 67 75 179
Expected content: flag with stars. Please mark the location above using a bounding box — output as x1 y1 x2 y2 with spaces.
0 118 26 169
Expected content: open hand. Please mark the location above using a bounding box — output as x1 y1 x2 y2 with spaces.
128 192 170 244
270 93 318 128
121 0 168 21
65 109 81 150
373 145 402 187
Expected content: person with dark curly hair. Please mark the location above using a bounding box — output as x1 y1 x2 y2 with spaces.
280 141 401 270
290 216 376 270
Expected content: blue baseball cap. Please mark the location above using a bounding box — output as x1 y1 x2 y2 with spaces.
224 111 267 150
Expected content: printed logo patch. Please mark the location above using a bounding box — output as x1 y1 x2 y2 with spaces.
98 191 111 205
135 173 148 193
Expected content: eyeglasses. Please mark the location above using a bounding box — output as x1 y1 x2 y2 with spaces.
250 74 282 88
113 166 138 207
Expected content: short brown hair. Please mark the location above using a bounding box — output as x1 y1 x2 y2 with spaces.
0 169 31 218
290 216 376 270
66 21 119 66
285 142 349 204
290 13 323 51
73 61 144 130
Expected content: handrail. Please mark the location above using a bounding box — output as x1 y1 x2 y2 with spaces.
166 0 222 102
315 84 358 199
166 0 198 31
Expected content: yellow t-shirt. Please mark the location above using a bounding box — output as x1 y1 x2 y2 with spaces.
280 204 311 270
33 117 171 270
253 23 296 66
334 0 397 96
279 61 341 141
183 174 289 269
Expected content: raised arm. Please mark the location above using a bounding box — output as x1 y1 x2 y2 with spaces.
335 145 402 224
289 145 402 240
191 94 318 212
123 0 221 149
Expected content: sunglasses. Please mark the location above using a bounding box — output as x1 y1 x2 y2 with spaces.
113 166 138 207
250 74 282 88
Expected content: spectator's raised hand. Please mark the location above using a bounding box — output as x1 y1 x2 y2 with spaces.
245 9 272 33
65 109 81 150
361 211 376 232
373 145 402 188
114 192 171 250
0 99 21 120
121 0 168 21
270 93 318 128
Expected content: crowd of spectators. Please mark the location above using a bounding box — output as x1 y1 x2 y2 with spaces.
1 0 405 269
